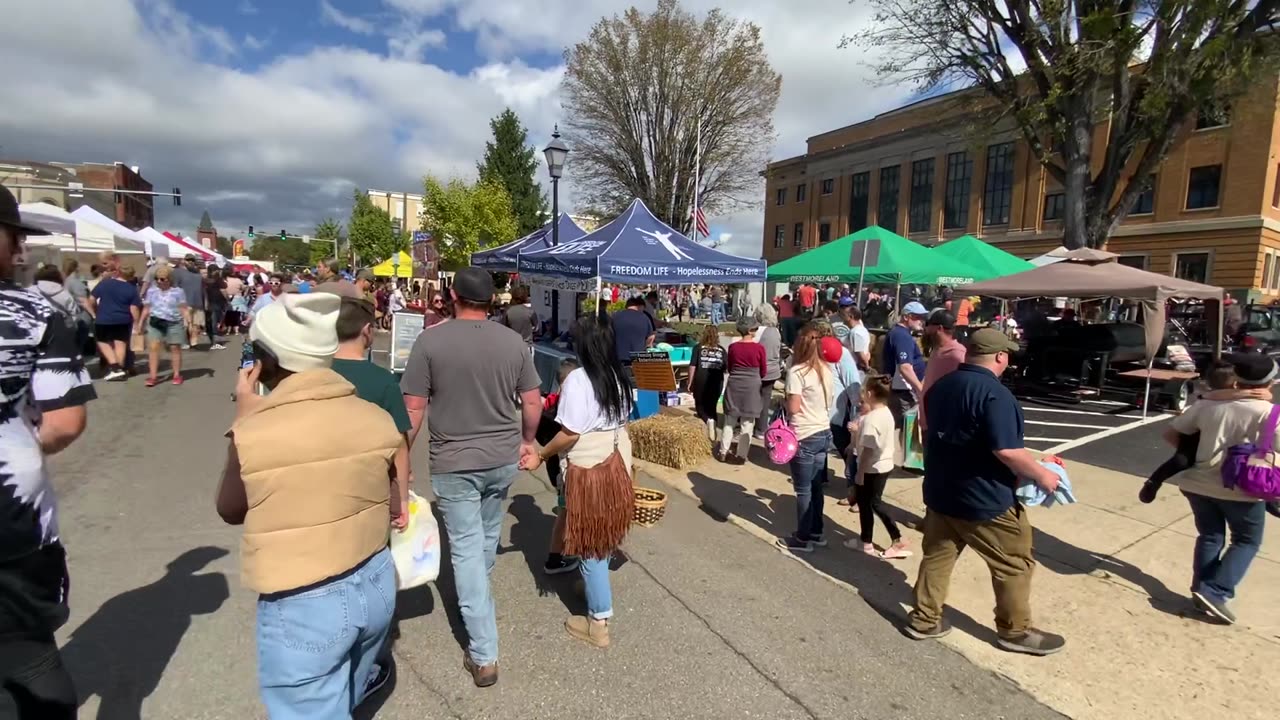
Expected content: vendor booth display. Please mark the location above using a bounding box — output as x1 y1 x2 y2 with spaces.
516 198 766 290
373 251 415 278
959 251 1223 416
471 213 585 271
766 225 983 286
933 235 1035 280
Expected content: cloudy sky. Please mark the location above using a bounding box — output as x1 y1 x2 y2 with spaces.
0 0 915 257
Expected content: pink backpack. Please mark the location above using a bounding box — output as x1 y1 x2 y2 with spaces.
1221 404 1280 501
764 409 798 464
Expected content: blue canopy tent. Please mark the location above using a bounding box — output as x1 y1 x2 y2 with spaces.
471 213 585 271
516 199 765 291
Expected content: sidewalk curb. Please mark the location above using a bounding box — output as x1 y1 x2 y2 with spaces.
633 458 1060 715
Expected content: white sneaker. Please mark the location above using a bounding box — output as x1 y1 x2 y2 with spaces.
104 369 125 381
210 343 227 350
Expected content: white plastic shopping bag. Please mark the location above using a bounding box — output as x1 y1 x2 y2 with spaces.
390 491 440 589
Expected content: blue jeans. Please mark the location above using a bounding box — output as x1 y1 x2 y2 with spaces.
711 302 725 325
257 547 395 720
432 464 518 665
788 430 832 541
581 557 613 620
1183 492 1265 601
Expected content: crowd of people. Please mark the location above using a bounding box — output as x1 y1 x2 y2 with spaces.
2 168 1277 717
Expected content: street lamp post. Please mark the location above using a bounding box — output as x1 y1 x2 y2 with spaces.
543 126 570 338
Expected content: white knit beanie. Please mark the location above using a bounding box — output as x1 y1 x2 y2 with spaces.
249 292 340 372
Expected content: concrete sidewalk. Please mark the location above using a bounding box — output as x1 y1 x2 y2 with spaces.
637 445 1280 720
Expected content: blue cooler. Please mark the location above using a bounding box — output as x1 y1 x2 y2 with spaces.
631 389 660 420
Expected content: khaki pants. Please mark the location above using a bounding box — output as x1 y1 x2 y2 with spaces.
909 505 1035 638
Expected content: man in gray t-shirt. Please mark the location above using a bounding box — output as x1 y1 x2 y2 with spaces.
499 285 539 346
400 267 541 685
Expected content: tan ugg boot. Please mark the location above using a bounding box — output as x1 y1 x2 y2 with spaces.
565 615 610 648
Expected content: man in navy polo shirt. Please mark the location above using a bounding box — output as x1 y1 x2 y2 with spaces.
905 328 1065 656
881 301 928 429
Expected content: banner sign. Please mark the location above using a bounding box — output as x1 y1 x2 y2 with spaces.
629 350 677 392
390 311 425 373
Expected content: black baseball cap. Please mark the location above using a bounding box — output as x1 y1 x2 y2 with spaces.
927 310 956 330
453 267 495 303
0 185 51 235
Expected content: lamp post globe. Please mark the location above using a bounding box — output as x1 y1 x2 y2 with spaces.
544 125 571 338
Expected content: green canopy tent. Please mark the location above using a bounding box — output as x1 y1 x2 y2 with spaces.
932 234 1034 280
766 225 983 285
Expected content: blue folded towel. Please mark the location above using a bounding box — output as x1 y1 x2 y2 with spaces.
1016 462 1077 508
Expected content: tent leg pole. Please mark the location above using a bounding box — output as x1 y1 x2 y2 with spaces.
1143 357 1153 420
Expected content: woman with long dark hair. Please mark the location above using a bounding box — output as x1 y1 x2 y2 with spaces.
521 315 634 648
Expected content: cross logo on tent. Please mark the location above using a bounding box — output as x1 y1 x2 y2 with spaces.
545 240 606 255
637 228 694 261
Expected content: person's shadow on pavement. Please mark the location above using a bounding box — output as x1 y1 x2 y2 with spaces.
502 494 585 615
60 546 230 720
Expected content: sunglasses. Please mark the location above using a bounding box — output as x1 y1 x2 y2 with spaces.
432 299 444 305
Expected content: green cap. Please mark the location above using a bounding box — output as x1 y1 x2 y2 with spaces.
966 327 1019 355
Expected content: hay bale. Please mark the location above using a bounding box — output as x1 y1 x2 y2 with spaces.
629 412 711 469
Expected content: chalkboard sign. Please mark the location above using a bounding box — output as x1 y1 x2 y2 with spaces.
630 350 677 392
391 311 426 373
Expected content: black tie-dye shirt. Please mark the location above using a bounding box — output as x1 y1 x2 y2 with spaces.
0 280 96 638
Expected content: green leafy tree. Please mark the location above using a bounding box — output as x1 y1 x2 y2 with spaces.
562 0 781 232
347 189 401 266
248 236 310 267
311 218 343 266
852 0 1280 249
422 175 518 270
477 108 549 236
214 235 234 258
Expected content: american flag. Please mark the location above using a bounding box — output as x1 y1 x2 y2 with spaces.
693 206 709 239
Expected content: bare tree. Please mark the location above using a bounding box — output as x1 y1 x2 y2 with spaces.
851 0 1280 249
562 0 781 236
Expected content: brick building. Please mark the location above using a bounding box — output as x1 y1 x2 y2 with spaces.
50 161 154 230
762 75 1280 299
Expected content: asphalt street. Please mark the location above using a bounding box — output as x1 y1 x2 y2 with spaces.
50 344 1063 719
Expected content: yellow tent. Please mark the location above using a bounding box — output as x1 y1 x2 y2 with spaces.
372 251 414 278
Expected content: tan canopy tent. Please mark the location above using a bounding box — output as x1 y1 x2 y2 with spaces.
957 253 1224 360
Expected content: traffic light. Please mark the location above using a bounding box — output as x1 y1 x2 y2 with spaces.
172 187 182 207
247 225 255 239
280 229 287 241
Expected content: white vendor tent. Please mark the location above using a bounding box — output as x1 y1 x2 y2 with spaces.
134 227 184 260
18 202 143 254
70 206 147 254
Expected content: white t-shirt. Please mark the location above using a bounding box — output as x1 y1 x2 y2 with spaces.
556 368 626 434
850 324 871 358
785 363 834 440
856 405 896 474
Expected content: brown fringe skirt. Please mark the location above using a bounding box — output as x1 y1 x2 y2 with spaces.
562 428 634 560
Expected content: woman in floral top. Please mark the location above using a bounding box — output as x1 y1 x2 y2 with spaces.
136 265 190 387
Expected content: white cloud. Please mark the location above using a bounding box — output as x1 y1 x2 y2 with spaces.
0 0 913 260
238 0 259 15
319 0 375 36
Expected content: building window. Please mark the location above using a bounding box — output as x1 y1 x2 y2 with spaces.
819 222 831 244
1265 252 1274 291
1273 251 1280 290
983 142 1014 226
1273 164 1280 208
793 222 804 247
773 224 784 248
1117 255 1147 270
1195 100 1231 130
821 178 834 195
1174 251 1211 284
849 172 870 232
1132 178 1155 215
877 165 900 233
943 151 972 229
775 187 786 206
796 183 806 203
1186 165 1221 210
1043 192 1065 221
908 158 935 233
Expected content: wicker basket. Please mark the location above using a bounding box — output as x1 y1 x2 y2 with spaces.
632 487 668 527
